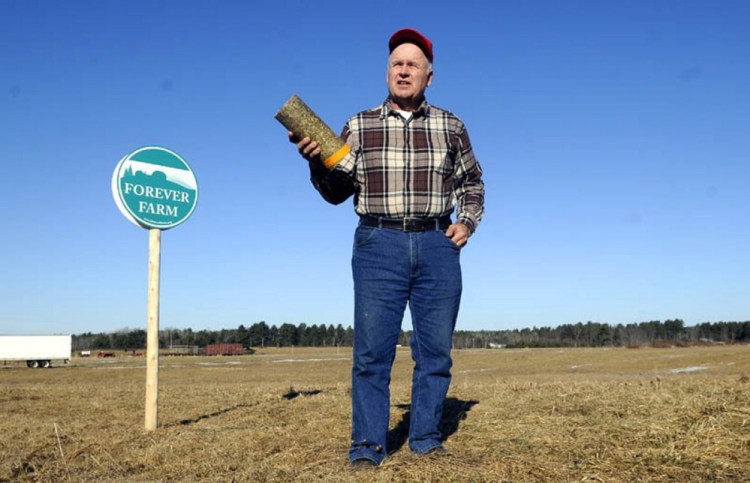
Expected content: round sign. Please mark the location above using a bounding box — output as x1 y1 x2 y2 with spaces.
112 146 198 230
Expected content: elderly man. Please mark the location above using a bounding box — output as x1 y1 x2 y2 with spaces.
290 28 485 467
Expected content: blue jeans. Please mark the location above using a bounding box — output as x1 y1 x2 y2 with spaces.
349 224 462 464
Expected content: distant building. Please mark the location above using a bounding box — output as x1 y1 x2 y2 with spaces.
204 344 244 356
167 345 201 356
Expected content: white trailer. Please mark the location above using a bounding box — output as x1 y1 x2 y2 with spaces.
0 335 72 368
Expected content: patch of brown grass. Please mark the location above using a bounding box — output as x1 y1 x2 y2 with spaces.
1 345 749 481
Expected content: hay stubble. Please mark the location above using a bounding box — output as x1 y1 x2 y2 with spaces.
1 345 749 482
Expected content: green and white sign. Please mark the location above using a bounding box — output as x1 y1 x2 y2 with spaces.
112 146 198 230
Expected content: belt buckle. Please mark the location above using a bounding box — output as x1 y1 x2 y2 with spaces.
402 218 422 232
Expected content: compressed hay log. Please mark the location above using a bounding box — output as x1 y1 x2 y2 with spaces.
275 94 350 169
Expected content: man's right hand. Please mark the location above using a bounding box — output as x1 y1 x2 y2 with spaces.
288 131 321 163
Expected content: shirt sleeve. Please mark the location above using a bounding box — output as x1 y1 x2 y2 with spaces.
308 122 358 205
452 124 485 233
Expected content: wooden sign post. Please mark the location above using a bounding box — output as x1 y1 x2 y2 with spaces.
112 146 198 431
145 228 161 431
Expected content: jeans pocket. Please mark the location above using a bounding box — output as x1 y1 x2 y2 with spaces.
440 231 462 250
353 225 378 248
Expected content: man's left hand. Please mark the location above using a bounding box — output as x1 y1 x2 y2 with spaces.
445 222 471 247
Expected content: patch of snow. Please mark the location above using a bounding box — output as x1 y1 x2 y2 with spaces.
669 366 708 374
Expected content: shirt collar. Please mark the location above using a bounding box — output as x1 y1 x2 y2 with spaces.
381 98 430 119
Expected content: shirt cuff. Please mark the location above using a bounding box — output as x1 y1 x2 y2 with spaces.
457 217 476 234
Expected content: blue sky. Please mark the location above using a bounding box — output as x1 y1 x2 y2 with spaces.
1 0 748 335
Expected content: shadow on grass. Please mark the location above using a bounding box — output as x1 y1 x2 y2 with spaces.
171 388 322 427
282 387 322 400
173 402 258 426
388 397 479 453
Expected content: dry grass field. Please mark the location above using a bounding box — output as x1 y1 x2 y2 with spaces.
2 344 749 482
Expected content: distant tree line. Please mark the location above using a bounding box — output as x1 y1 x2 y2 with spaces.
73 322 359 351
72 319 749 351
452 319 750 349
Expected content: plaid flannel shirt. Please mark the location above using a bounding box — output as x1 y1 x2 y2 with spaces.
311 99 485 232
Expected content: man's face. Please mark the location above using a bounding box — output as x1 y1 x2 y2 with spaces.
387 43 433 109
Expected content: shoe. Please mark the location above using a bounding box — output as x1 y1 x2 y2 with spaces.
424 446 448 456
350 458 379 470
